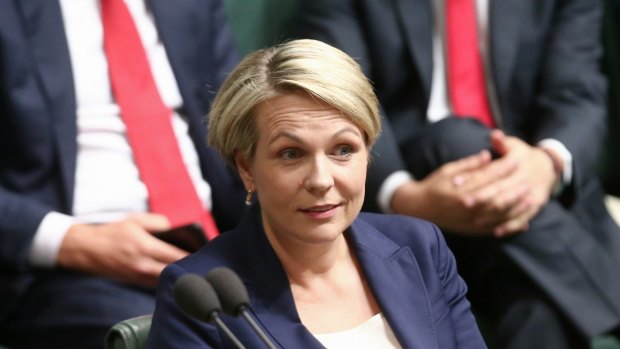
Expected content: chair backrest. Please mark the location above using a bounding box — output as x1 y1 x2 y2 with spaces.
105 314 152 349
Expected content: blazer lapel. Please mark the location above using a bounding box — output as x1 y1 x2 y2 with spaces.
17 0 77 211
349 219 437 349
248 286 324 349
234 207 326 349
393 0 434 98
235 209 437 348
489 0 523 101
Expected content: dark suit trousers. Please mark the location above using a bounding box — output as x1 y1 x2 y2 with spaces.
0 270 156 349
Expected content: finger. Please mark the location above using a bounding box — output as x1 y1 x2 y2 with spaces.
447 150 492 180
493 202 538 237
468 161 526 205
475 185 531 230
144 236 189 264
469 181 501 207
458 156 519 194
490 129 509 156
130 258 169 287
473 183 531 227
484 181 530 214
126 212 172 232
502 196 534 222
493 218 527 238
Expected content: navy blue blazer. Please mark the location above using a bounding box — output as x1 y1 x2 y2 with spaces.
0 0 245 329
146 206 487 349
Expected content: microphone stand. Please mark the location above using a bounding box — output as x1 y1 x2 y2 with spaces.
239 307 277 349
209 312 247 349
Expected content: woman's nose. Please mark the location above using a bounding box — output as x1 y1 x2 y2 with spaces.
304 156 334 193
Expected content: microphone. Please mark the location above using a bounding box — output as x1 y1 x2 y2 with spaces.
206 267 278 349
173 273 247 349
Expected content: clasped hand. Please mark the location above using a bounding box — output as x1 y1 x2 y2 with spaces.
393 130 558 238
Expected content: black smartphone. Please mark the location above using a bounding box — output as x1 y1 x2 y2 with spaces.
153 223 208 252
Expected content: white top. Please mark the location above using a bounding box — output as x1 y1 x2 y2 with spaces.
314 313 403 349
28 0 212 266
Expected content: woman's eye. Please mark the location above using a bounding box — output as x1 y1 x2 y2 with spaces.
335 145 352 157
280 149 300 160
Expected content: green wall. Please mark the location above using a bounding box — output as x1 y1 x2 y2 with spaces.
224 0 300 54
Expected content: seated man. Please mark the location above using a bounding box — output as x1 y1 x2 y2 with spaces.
0 0 244 348
297 0 620 348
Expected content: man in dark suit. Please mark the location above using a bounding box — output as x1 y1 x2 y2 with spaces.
0 0 245 348
297 0 620 347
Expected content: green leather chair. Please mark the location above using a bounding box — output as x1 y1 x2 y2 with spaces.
593 336 620 349
104 314 152 349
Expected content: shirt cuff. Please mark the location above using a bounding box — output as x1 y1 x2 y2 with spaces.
538 138 573 185
28 212 76 268
377 171 413 213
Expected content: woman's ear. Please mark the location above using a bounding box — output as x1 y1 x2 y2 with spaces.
234 150 254 191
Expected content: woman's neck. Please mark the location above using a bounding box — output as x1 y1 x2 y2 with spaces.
274 237 380 333
266 230 351 283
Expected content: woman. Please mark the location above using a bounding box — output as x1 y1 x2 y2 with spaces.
145 39 486 349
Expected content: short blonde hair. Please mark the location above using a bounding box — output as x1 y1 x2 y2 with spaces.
208 39 380 165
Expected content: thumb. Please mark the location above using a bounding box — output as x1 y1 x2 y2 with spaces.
127 213 172 233
490 129 509 156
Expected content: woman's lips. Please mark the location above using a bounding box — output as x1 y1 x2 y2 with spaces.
300 204 340 218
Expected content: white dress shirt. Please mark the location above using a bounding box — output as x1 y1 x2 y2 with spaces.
28 0 212 266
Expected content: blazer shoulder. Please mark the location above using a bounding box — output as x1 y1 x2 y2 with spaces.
352 212 449 266
356 212 442 244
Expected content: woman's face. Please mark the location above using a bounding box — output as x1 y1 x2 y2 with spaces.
236 92 368 247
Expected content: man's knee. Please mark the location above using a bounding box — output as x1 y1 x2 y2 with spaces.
496 298 589 349
404 117 492 177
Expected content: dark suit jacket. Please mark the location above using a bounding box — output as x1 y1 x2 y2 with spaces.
296 0 620 337
296 0 607 211
146 206 487 349
0 0 245 330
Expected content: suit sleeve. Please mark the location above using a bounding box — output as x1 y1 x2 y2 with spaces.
429 224 488 348
0 1 67 272
0 189 53 271
294 0 408 212
530 0 607 191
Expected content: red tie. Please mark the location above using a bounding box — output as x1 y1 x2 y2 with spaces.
446 0 495 128
102 0 219 239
